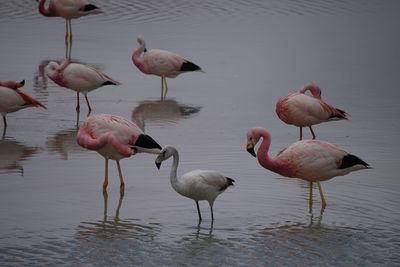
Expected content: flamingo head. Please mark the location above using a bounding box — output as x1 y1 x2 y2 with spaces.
155 145 177 169
246 127 269 157
45 61 60 77
302 83 322 99
0 79 25 89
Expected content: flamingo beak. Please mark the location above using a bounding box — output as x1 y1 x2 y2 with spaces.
16 80 25 88
246 141 256 157
155 155 163 170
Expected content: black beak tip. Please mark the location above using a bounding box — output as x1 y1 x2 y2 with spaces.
155 162 161 169
247 148 256 157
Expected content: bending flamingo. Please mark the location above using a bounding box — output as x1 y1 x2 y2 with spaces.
155 145 234 223
132 37 202 99
246 127 370 210
46 59 120 113
77 114 162 194
0 80 47 135
276 83 348 140
38 0 103 41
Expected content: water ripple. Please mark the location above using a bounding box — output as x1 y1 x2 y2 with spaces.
0 0 383 24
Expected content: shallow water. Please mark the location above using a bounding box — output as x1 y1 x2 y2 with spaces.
1 0 400 266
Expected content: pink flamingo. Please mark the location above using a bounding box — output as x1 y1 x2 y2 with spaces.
38 0 103 41
77 114 162 194
246 127 370 210
0 80 47 135
132 37 203 99
276 83 348 140
45 59 121 113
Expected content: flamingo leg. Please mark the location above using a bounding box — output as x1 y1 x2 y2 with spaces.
116 160 125 196
103 189 108 220
84 94 92 114
2 115 7 137
300 127 303 140
209 202 215 221
196 201 202 222
309 181 313 212
76 92 80 112
103 158 109 192
309 126 316 139
160 77 164 99
163 77 168 98
64 19 68 42
317 182 327 209
68 20 73 43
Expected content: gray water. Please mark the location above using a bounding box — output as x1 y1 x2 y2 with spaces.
1 0 400 266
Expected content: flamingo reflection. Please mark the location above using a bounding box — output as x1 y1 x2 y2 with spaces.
0 137 38 175
46 127 85 160
132 98 202 131
75 192 161 240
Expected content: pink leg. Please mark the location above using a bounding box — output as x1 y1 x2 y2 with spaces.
299 127 303 140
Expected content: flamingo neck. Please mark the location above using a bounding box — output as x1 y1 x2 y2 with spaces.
38 0 57 17
256 131 278 172
169 150 180 189
132 44 147 73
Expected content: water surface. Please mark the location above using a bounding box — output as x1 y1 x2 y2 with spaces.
1 0 399 266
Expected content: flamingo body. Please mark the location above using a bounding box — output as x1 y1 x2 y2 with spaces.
155 146 234 222
276 83 347 139
0 80 46 134
46 59 120 112
246 127 369 208
132 37 202 98
38 0 103 39
77 114 161 193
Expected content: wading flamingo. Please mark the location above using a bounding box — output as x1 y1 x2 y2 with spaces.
132 37 202 99
38 0 103 41
0 80 46 135
246 127 370 210
276 83 348 140
77 114 162 195
45 59 120 113
155 145 234 223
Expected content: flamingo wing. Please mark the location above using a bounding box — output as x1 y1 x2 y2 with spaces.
63 63 119 90
277 140 351 180
143 49 184 77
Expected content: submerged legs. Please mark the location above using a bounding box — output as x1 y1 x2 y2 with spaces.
309 181 313 212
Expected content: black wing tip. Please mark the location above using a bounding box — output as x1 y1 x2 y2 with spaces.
83 4 100 12
135 134 162 150
102 81 118 86
330 108 348 120
180 61 201 72
226 177 235 186
339 154 369 169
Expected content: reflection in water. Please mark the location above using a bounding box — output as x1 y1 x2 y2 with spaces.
46 127 84 160
0 137 38 175
75 193 160 241
72 193 161 264
132 98 202 130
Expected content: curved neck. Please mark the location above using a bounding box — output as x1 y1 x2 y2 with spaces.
256 131 277 171
169 150 180 187
132 43 146 72
38 0 56 17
